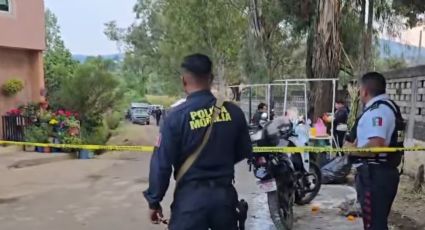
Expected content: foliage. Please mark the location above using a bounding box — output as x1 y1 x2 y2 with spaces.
62 136 83 145
44 9 78 106
347 84 360 130
1 79 24 96
81 122 110 145
244 0 306 82
375 57 408 72
145 95 177 108
106 0 248 95
105 111 122 130
24 125 49 143
392 0 425 27
103 0 425 119
54 58 124 130
18 102 40 120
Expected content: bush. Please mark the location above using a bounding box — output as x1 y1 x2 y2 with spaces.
62 136 83 145
82 122 110 145
2 79 24 96
54 59 124 128
24 125 49 143
105 111 122 130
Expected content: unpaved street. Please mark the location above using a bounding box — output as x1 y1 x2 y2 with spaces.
0 123 362 230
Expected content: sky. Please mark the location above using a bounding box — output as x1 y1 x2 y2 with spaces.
44 0 137 55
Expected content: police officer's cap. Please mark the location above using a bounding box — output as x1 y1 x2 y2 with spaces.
181 53 212 78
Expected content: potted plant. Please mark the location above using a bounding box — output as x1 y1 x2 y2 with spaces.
67 119 80 136
38 111 53 124
63 136 90 159
24 125 49 153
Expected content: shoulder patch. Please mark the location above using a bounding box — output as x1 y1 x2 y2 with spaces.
372 116 383 127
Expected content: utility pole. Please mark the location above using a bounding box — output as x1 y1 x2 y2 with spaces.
418 29 423 64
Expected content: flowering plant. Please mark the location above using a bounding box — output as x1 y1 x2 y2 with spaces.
38 111 53 123
6 108 21 116
18 102 39 121
49 118 59 125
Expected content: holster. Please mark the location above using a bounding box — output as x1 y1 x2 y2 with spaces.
236 199 248 230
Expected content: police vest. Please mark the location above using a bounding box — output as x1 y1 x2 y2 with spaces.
349 100 405 168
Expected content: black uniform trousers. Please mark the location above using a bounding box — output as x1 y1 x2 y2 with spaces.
169 179 238 230
355 163 400 230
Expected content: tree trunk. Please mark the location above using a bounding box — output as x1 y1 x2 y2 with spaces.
310 0 341 120
357 0 367 75
214 56 226 96
364 0 374 70
413 164 424 193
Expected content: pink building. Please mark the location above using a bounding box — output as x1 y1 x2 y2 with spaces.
0 0 45 126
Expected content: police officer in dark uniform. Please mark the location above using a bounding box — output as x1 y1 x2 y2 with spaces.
347 72 404 230
143 53 252 230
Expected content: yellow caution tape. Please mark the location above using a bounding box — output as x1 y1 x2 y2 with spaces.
253 146 425 153
1 140 425 154
0 140 155 152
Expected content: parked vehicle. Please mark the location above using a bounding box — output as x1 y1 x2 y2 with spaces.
249 114 321 230
130 103 150 125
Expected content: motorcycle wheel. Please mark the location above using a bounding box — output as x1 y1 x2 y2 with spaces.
267 190 294 230
295 162 322 205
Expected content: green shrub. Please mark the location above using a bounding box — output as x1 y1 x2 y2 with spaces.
55 59 124 128
105 111 122 130
62 136 83 145
24 125 49 143
82 122 110 145
2 79 24 96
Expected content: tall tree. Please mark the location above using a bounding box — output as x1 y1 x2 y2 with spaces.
309 0 341 119
107 0 248 95
44 9 77 106
247 0 303 83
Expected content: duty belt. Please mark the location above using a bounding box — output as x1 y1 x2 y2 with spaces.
185 178 234 188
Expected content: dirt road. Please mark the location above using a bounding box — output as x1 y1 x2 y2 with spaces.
0 122 362 230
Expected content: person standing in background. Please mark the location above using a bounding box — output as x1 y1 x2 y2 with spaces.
333 100 349 147
155 108 162 126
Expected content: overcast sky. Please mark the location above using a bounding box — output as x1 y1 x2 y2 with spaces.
45 0 137 55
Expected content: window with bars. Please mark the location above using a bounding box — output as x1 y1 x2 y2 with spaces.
0 0 10 12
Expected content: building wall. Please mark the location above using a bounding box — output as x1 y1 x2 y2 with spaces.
0 0 45 50
0 47 45 134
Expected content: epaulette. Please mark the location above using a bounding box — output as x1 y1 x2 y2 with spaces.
369 103 380 111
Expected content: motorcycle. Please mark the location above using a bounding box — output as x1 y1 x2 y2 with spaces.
249 113 322 230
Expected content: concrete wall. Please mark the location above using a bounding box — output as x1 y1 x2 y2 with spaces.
0 0 45 50
0 47 45 135
384 65 425 141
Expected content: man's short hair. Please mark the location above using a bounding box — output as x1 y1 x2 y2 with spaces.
181 53 212 78
361 72 386 97
335 99 345 104
258 103 267 110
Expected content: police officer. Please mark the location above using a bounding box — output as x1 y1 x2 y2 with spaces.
143 53 252 230
348 72 402 230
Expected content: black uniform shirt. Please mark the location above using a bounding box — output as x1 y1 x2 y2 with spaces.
143 90 252 208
